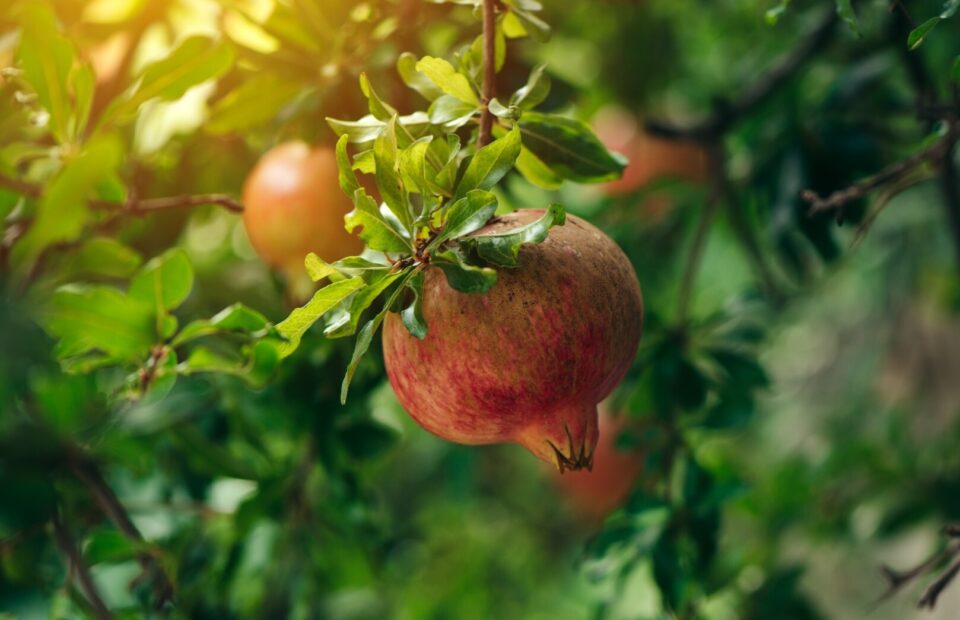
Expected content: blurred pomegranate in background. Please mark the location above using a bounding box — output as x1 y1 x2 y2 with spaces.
242 142 364 275
552 407 646 522
594 106 708 209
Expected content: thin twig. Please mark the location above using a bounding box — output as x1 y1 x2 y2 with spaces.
0 172 243 214
68 455 175 608
477 0 497 148
676 146 725 320
802 124 958 216
51 514 114 620
646 7 839 143
919 556 960 610
877 542 960 604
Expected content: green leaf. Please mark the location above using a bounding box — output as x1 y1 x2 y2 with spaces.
324 270 406 338
515 145 563 189
360 73 398 121
427 95 479 130
374 118 412 229
399 136 434 195
173 303 270 346
328 115 389 143
954 55 960 80
455 126 522 199
432 190 498 248
505 3 551 41
11 136 123 273
908 17 941 49
459 204 565 267
304 252 340 282
335 134 362 200
415 56 480 105
344 189 411 254
433 247 498 293
510 64 551 111
207 75 301 134
17 4 75 142
400 271 428 339
275 277 365 357
397 52 444 101
42 285 155 363
53 237 142 281
128 249 195 314
765 0 791 25
84 530 147 566
518 112 625 183
339 269 413 403
836 0 860 36
107 36 234 123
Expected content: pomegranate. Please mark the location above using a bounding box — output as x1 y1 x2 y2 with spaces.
383 210 643 470
242 142 363 273
553 407 646 521
594 106 707 200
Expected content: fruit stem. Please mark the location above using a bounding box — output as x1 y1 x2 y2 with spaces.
477 0 497 148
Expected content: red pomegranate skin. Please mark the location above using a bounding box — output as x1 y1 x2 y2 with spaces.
383 210 644 470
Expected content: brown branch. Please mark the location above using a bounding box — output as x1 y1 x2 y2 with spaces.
802 124 958 216
646 6 839 143
877 542 960 604
919 556 960 610
0 172 243 214
51 514 114 620
68 454 175 609
477 0 497 148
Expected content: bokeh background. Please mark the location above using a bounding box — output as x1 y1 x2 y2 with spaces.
2 0 960 618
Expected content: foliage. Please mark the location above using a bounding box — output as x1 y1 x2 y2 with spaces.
1 0 959 618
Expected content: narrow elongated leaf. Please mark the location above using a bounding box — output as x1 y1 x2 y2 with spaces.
432 190 498 248
397 52 444 101
11 136 123 272
433 248 498 293
428 95 479 129
42 286 155 363
304 252 340 282
173 303 270 345
399 136 434 195
17 5 75 141
374 118 412 228
908 17 941 49
344 189 411 253
53 237 142 281
518 112 625 183
360 73 398 121
455 126 522 199
459 203 565 267
510 64 550 111
275 277 364 357
128 249 194 313
208 75 300 134
325 269 405 338
400 271 428 339
415 56 480 105
107 36 234 122
836 0 860 36
335 134 362 199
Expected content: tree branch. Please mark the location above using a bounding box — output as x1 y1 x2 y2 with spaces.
68 454 175 609
646 7 839 143
918 555 960 610
51 514 114 620
477 0 497 148
802 124 958 217
0 172 243 214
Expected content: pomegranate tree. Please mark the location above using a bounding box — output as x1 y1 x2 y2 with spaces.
382 210 643 470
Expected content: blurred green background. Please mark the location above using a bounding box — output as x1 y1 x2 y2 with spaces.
2 0 960 618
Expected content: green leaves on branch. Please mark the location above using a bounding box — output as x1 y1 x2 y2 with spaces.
275 2 628 401
907 1 958 49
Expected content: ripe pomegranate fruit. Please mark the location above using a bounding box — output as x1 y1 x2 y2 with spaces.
242 142 363 273
383 210 643 470
552 407 646 522
594 106 707 201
